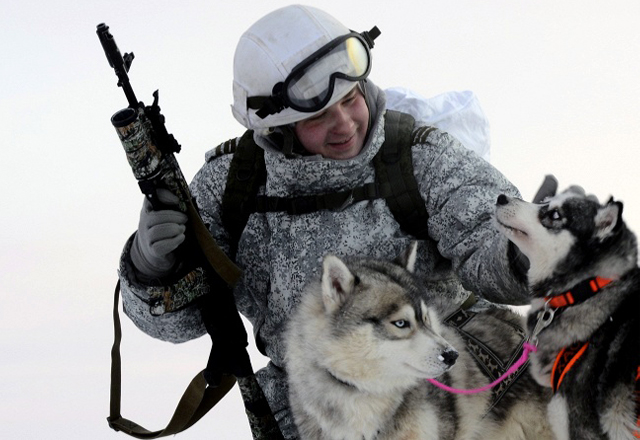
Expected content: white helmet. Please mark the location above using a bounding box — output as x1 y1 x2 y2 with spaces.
231 5 380 131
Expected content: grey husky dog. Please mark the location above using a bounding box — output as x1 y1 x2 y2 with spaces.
495 186 640 440
284 243 553 440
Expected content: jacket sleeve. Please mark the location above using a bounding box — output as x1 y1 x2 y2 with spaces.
413 128 530 305
117 148 236 343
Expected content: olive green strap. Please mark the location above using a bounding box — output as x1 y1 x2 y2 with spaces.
108 281 236 438
221 130 265 259
185 197 243 285
374 110 433 239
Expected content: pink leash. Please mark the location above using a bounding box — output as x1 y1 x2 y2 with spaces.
427 342 537 394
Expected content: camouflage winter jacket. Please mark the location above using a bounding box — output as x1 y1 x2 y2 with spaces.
118 81 526 437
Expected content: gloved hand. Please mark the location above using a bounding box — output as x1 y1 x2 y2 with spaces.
508 174 559 282
130 188 188 279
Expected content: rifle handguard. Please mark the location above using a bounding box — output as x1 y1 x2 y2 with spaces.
111 106 242 286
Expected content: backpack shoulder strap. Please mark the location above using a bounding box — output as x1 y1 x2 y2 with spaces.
221 130 266 258
220 112 435 254
373 110 434 239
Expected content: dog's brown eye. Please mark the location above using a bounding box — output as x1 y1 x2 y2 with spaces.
549 210 562 221
540 207 564 230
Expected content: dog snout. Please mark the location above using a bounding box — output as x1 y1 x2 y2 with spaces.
439 349 459 367
496 194 509 206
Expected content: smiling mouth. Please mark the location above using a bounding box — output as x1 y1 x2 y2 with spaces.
329 134 355 147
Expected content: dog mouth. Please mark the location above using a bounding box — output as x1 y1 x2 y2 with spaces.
403 362 452 379
497 219 528 237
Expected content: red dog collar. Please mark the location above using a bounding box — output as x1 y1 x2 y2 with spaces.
545 276 613 309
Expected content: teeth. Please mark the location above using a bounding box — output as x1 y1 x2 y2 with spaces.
438 355 445 362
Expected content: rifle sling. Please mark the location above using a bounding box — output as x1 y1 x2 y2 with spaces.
108 280 237 439
186 198 243 286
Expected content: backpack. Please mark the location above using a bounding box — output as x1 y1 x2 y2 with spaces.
219 110 436 257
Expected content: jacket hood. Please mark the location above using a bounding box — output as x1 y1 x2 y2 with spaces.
253 80 387 197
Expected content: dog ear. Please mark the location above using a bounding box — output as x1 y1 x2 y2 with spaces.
321 255 355 314
532 174 558 203
394 241 418 273
595 200 624 240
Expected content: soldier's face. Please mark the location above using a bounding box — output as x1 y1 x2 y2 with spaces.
294 87 369 160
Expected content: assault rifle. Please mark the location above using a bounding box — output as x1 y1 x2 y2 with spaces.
97 23 283 439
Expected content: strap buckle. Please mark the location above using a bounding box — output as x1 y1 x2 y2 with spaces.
529 303 556 345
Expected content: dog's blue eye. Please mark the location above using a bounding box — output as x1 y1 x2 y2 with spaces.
551 210 561 220
393 320 409 329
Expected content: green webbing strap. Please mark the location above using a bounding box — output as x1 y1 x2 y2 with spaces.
222 110 433 241
221 130 265 258
185 197 243 286
108 281 237 438
254 181 393 215
374 110 432 239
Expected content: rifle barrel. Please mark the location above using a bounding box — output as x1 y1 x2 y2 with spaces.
96 23 138 108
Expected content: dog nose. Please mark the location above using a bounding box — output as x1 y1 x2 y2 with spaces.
496 194 509 206
440 349 459 366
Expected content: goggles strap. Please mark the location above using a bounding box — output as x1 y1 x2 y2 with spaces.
362 26 381 48
249 83 287 119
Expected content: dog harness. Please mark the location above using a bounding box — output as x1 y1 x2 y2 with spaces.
550 342 589 393
432 278 617 397
532 276 614 392
428 294 533 407
543 277 613 393
539 276 640 436
544 276 613 309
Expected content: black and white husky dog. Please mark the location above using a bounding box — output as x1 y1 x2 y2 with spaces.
496 185 640 440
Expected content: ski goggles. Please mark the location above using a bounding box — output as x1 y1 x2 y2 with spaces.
248 26 380 119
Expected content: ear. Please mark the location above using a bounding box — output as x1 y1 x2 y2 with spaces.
563 185 586 197
321 255 355 314
532 174 558 203
394 241 418 273
595 200 623 240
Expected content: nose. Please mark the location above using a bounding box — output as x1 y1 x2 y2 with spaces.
496 194 509 206
329 106 353 132
439 348 459 367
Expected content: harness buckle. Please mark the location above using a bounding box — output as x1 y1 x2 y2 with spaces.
529 303 556 345
335 191 355 212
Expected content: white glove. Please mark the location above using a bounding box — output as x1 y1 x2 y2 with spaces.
130 188 188 278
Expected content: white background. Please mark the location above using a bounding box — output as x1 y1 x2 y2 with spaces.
2 1 639 438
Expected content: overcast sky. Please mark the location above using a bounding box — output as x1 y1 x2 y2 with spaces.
2 0 639 438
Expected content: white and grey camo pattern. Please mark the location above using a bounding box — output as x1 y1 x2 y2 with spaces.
118 81 527 438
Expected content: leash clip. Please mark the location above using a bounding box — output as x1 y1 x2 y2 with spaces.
529 303 556 345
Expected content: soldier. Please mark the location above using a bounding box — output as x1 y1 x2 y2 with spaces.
118 5 531 437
